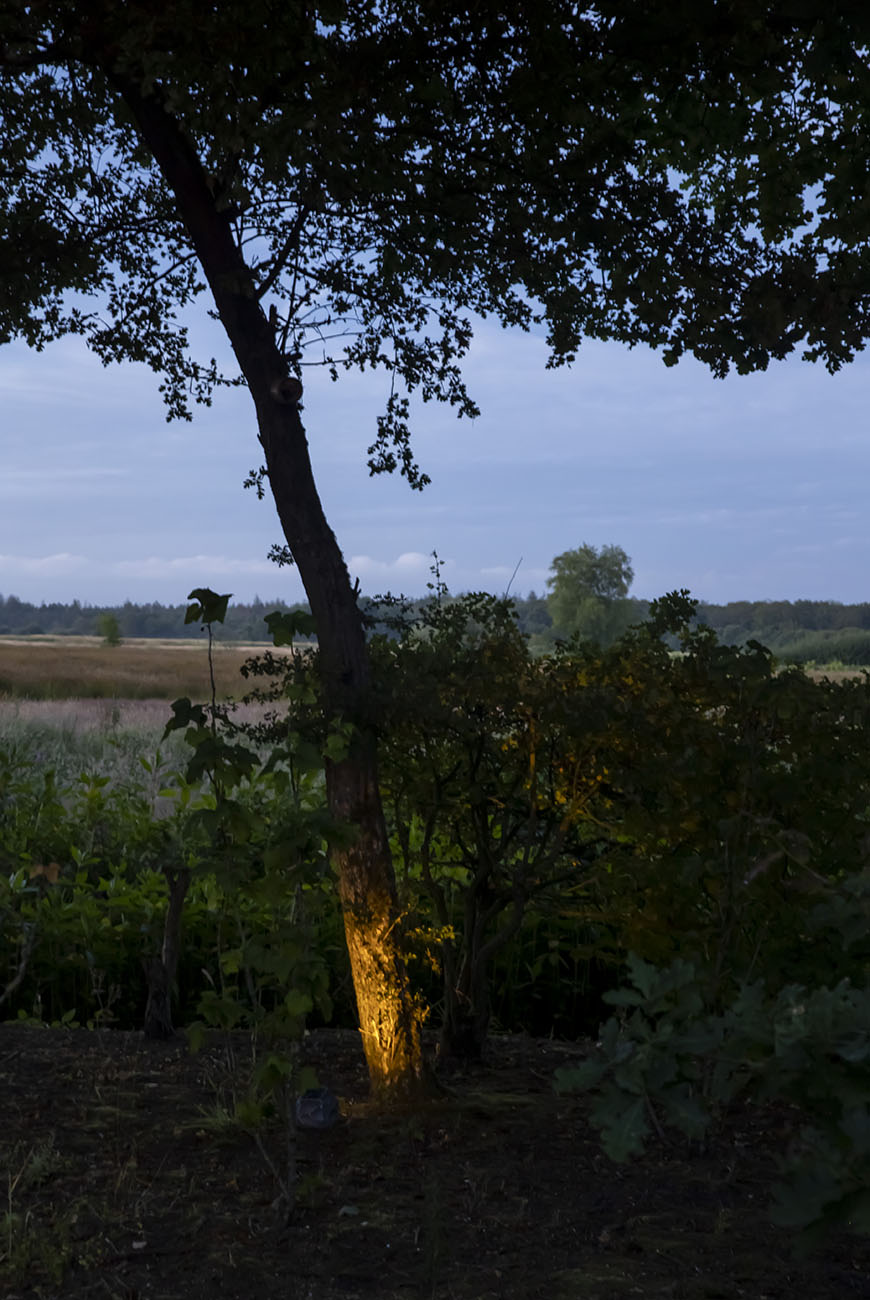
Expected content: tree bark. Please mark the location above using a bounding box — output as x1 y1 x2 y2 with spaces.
143 867 190 1041
142 954 172 1041
440 941 491 1062
116 78 426 1099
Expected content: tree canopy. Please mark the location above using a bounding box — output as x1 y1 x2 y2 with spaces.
547 543 638 645
5 2 870 445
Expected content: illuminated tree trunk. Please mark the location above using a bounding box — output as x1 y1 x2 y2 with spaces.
118 78 427 1102
328 750 424 1096
259 387 427 1102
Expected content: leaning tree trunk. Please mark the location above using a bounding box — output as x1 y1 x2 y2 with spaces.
259 393 426 1098
118 79 426 1100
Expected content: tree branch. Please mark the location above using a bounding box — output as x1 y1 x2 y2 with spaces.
255 202 311 303
0 922 38 1010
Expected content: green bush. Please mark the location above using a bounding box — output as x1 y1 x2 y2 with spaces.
555 954 870 1245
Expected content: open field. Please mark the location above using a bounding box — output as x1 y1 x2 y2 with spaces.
0 634 296 700
804 664 870 682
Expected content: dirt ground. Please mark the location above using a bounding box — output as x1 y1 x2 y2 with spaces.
2 1024 870 1300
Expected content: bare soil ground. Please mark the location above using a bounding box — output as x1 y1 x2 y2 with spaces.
2 1024 870 1300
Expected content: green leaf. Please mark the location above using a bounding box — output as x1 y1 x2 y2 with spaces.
235 1096 267 1130
603 987 645 1009
186 588 232 626
284 988 313 1018
256 1052 295 1091
186 1021 208 1054
296 1065 320 1094
625 952 658 1000
554 1059 609 1093
834 1032 870 1065
264 609 317 645
219 947 243 975
658 1084 710 1139
323 730 351 762
162 697 205 737
590 1092 650 1162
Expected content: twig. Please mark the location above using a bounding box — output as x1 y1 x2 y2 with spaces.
644 1090 668 1144
0 923 38 1009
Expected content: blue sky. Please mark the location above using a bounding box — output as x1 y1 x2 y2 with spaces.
3 315 870 609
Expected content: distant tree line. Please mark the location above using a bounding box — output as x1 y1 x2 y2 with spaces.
3 586 870 665
0 594 310 641
517 543 870 665
695 599 870 638
695 602 870 667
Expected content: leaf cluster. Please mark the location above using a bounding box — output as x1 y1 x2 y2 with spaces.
557 955 870 1247
6 2 870 485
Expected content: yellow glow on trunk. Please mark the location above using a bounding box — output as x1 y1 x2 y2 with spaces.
341 893 425 1100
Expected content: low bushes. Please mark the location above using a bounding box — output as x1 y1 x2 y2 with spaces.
5 589 870 1242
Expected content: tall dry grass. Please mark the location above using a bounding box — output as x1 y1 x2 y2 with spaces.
0 636 284 701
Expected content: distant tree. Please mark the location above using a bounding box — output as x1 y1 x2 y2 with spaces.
547 544 636 646
512 592 554 642
97 612 122 646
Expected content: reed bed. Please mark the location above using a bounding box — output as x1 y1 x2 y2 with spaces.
0 700 180 786
0 697 281 786
0 636 289 784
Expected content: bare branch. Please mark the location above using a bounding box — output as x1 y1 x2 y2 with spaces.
255 203 311 302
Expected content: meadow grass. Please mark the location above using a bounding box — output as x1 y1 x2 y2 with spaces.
0 696 283 786
0 635 291 786
0 698 187 786
0 635 284 701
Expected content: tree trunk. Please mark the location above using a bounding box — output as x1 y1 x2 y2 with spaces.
440 943 491 1061
117 79 426 1100
142 955 172 1041
440 893 492 1060
439 856 527 1061
328 749 424 1096
143 867 190 1040
259 394 427 1101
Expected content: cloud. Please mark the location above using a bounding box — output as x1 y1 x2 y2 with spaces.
0 552 88 575
111 554 275 578
347 551 444 583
